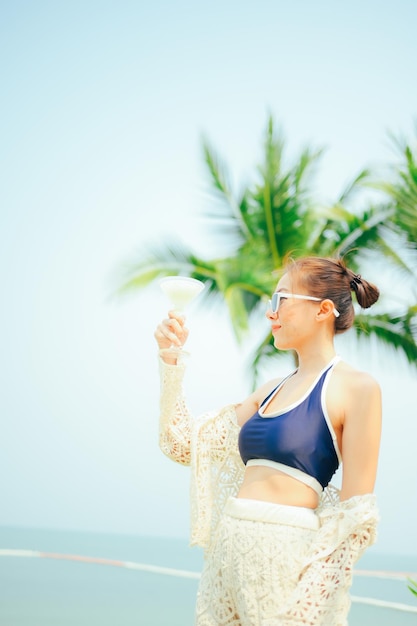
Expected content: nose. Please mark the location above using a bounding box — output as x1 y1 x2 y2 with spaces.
265 304 277 321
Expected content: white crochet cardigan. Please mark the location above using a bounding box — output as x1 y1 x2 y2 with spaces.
158 356 380 623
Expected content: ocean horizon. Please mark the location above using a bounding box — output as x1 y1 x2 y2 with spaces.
1 525 416 625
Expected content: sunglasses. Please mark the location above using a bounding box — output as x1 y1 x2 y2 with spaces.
268 292 340 317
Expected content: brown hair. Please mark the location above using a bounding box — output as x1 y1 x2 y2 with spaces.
285 256 380 333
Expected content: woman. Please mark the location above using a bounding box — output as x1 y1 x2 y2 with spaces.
154 256 382 626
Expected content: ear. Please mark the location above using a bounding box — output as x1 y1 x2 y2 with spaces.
316 299 336 321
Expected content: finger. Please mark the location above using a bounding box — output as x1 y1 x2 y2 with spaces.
165 316 188 337
156 320 183 346
168 310 186 325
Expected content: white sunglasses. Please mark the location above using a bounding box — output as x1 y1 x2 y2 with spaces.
268 292 340 317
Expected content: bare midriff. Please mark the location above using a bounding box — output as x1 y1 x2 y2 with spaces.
237 465 319 509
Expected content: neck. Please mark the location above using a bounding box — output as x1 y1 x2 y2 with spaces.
294 342 337 377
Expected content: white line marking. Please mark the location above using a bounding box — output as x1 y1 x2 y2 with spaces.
123 561 200 579
0 549 42 558
351 595 417 614
1 549 417 613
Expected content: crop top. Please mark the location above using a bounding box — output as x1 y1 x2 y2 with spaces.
238 356 342 495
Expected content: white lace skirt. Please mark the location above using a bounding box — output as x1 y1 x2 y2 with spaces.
195 497 319 626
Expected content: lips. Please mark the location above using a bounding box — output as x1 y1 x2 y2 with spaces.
271 325 281 333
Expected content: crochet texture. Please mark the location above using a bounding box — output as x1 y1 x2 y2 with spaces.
158 357 379 625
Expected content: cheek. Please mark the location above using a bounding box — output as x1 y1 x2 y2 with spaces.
278 307 297 325
274 311 297 340
279 309 311 336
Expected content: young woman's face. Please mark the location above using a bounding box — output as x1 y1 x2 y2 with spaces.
266 272 320 350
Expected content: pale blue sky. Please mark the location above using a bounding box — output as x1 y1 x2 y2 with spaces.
1 1 416 555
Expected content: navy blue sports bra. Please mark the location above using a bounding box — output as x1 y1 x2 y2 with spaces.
238 356 342 495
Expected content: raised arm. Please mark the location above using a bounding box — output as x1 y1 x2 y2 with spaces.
155 311 192 465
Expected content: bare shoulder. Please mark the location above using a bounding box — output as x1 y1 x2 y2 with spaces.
333 359 381 396
329 360 382 430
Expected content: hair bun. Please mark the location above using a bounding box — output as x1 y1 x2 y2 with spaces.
350 274 362 291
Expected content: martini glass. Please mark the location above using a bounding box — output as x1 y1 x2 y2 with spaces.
159 276 205 358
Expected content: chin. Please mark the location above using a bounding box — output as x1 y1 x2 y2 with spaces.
273 334 297 352
273 338 291 351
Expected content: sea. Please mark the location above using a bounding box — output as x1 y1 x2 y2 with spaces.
0 526 416 626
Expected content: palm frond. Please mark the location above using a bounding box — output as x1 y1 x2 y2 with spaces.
246 120 323 265
353 306 417 366
114 239 217 296
338 169 372 203
310 203 414 277
408 578 417 599
202 141 249 244
372 132 417 245
293 145 324 193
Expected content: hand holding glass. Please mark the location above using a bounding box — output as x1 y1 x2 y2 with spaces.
159 276 205 357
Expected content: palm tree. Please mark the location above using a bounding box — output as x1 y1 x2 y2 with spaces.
116 116 417 385
353 131 417 370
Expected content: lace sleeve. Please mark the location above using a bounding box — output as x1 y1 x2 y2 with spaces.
190 405 244 549
158 355 245 546
279 493 379 625
158 356 192 466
